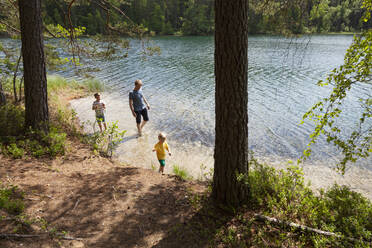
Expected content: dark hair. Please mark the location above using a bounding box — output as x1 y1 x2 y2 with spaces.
134 79 142 86
94 93 100 97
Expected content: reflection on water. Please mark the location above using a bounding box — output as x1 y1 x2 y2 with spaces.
48 35 372 199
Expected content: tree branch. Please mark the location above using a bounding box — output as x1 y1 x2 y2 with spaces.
254 214 371 244
0 19 20 34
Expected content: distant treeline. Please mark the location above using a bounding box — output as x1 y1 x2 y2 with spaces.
42 0 371 36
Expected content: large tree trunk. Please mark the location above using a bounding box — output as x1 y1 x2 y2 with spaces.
19 0 49 131
212 0 249 206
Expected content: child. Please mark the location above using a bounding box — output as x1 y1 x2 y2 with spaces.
153 133 171 174
92 93 107 132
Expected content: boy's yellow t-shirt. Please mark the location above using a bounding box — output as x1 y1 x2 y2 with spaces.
154 141 169 160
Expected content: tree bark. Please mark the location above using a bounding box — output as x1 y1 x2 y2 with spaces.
18 0 49 131
0 82 6 106
212 0 249 206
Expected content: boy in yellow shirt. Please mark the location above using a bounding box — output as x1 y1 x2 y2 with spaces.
153 133 171 174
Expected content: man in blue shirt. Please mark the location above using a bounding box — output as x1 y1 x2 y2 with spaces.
129 79 150 136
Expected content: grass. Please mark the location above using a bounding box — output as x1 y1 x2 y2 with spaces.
172 165 192 180
47 75 105 93
83 78 105 92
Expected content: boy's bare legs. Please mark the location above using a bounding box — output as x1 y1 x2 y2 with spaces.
98 122 103 132
159 165 164 174
103 122 107 130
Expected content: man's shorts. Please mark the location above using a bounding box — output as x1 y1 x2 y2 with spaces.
96 115 105 123
158 160 166 167
134 108 149 124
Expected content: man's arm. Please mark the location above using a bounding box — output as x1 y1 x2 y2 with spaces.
143 96 150 110
129 99 136 117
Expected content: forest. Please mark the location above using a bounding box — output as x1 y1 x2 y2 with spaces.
0 0 371 247
37 0 372 36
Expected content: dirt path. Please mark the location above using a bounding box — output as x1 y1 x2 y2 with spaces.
0 138 207 248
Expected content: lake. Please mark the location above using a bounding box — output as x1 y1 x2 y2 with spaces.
5 35 369 197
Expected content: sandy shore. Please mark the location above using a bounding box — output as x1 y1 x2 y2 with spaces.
71 93 372 200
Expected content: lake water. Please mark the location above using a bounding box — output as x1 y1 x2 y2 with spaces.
5 35 369 197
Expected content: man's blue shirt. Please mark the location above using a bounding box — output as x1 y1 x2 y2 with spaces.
129 89 146 112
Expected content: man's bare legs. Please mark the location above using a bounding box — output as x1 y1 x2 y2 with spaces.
137 120 147 136
136 123 142 136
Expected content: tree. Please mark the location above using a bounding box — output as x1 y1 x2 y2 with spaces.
212 0 249 207
302 0 371 173
18 0 49 131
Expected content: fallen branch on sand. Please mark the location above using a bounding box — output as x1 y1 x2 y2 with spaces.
0 233 83 241
254 214 371 244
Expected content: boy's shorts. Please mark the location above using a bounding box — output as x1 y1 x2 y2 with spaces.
96 115 105 123
134 108 149 124
158 160 165 167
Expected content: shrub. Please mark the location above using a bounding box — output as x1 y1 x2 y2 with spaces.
243 158 372 246
0 185 24 215
0 104 25 140
42 127 67 157
26 127 67 157
6 143 24 159
84 121 126 157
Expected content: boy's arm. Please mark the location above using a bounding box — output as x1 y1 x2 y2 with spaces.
166 143 171 155
92 103 96 110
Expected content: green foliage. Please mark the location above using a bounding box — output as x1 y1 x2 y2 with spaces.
0 104 25 139
181 0 214 35
0 101 67 158
84 121 126 158
83 78 105 93
242 157 372 246
0 185 24 215
48 75 78 91
6 143 25 159
172 165 192 180
301 0 371 172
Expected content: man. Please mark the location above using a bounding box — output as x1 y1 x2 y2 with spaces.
129 79 150 136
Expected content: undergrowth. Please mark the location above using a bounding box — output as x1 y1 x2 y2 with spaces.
199 158 372 247
0 185 24 215
173 165 192 180
0 75 113 159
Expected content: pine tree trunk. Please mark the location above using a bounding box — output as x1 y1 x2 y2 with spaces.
19 0 49 131
0 82 6 106
212 0 249 207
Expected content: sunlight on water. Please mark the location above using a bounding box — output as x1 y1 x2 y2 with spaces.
64 35 372 198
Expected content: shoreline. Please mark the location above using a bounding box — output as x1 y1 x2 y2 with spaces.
70 92 372 200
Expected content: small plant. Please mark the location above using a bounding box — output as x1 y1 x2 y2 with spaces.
6 143 24 159
151 162 157 171
0 104 25 141
173 165 192 180
0 185 24 215
85 121 126 157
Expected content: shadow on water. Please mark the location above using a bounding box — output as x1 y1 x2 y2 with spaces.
120 134 138 144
